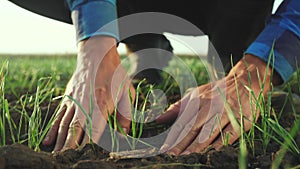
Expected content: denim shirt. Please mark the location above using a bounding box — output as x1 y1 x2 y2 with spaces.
68 0 300 82
246 0 300 82
66 0 119 42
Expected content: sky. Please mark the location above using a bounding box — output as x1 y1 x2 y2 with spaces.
1 0 282 55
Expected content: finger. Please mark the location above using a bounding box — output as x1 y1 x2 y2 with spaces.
116 85 135 135
212 124 240 150
53 105 75 152
180 113 230 155
156 91 192 123
89 110 108 145
160 96 200 153
167 86 227 155
164 102 212 155
43 105 66 146
212 111 254 150
164 118 198 155
179 128 223 155
62 117 84 150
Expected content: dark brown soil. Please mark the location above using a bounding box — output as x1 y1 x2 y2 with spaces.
1 91 300 169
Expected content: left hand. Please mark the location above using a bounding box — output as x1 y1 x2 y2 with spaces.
42 36 135 151
157 54 281 155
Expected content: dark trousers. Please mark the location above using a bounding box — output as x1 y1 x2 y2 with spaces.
118 0 275 72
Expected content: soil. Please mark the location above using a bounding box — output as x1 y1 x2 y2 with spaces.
1 91 300 169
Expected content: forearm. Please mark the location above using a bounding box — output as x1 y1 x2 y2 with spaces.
245 0 300 83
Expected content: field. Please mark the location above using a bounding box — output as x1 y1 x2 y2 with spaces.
0 54 299 169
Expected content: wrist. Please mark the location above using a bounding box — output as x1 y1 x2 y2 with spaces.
229 54 282 95
76 36 120 69
242 54 282 86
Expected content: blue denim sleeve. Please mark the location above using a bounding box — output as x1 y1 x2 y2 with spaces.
245 0 300 82
66 0 119 42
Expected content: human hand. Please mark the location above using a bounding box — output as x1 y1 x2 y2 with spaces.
42 36 135 152
157 54 281 155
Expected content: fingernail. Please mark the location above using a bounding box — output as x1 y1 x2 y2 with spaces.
159 144 170 153
167 151 176 156
61 146 72 152
51 150 58 154
122 128 128 134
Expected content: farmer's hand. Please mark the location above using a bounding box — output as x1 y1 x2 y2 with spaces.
42 36 135 151
157 54 282 155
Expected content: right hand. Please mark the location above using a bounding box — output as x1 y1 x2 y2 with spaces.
42 36 135 152
157 54 282 155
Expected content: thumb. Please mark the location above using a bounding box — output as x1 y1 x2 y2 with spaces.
116 84 135 134
156 92 191 123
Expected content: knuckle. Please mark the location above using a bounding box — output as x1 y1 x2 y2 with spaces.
191 124 201 133
91 124 101 135
173 143 186 153
59 121 70 129
69 120 82 130
173 123 184 131
62 99 73 107
227 130 238 138
213 141 223 147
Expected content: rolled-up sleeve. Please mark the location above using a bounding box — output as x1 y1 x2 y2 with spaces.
245 0 300 82
66 0 119 42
